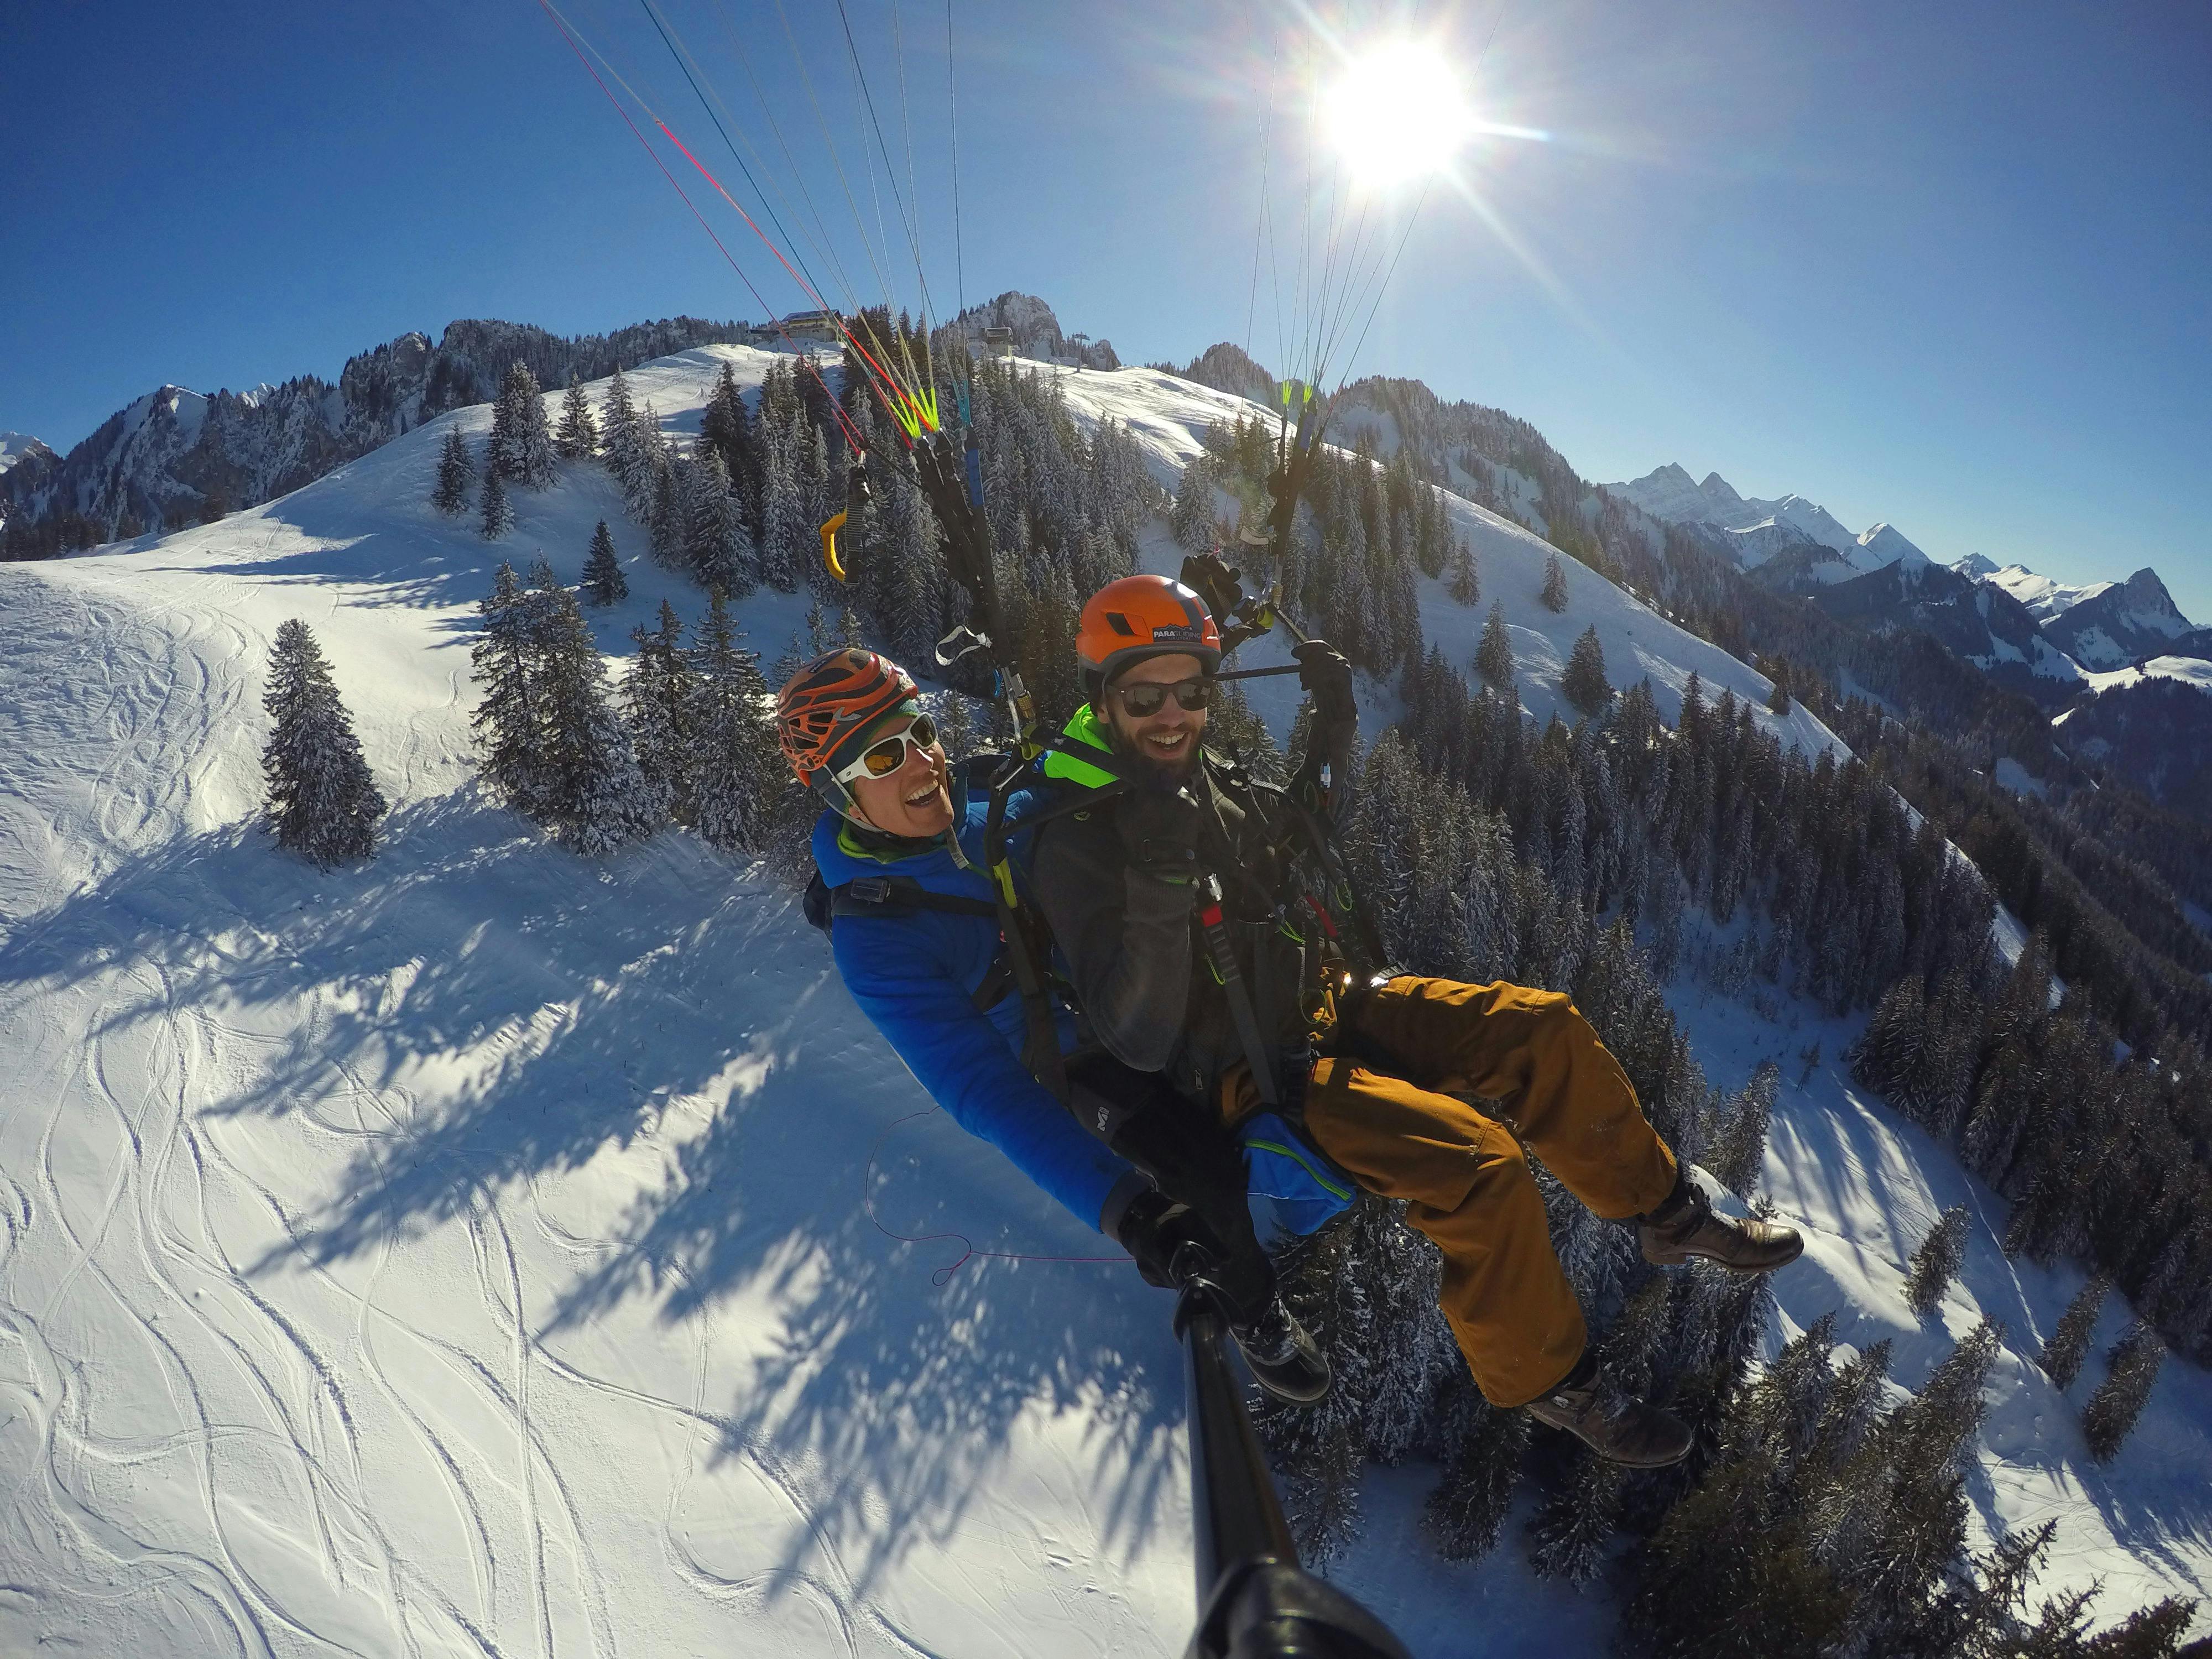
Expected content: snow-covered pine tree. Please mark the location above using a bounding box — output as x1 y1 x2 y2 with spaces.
756 405 806 593
1705 1060 1778 1195
478 464 513 540
620 600 692 825
699 359 760 534
1540 550 1570 612
685 448 753 596
1526 1453 1624 1583
1447 537 1479 606
524 557 660 853
555 372 599 461
1905 1204 1969 1318
1421 1391 1529 1563
1562 623 1611 717
2081 1322 2162 1461
687 585 783 854
648 438 685 568
261 618 387 867
494 361 558 487
1475 598 1515 692
580 519 627 606
431 422 474 517
469 560 547 813
1170 453 1217 551
602 373 651 514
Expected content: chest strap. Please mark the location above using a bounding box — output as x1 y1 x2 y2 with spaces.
830 875 1013 1014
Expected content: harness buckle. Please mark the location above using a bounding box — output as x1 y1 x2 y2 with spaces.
848 875 894 905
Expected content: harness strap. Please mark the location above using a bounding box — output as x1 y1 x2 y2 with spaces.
828 876 1013 1014
1197 874 1281 1109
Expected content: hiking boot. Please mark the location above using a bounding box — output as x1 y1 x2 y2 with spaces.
1525 1364 1692 1468
1229 1293 1333 1405
1640 1175 1804 1273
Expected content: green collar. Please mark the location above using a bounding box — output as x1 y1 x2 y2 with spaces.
1041 705 1120 790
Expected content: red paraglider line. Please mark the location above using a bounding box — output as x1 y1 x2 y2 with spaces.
645 109 928 444
865 1109 1126 1285
536 0 872 454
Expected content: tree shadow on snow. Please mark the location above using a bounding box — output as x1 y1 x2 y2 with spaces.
0 790 1189 1606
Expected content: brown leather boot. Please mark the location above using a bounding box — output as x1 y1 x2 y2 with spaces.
1524 1358 1692 1468
1639 1176 1803 1272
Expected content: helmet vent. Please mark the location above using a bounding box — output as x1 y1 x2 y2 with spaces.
1106 612 1138 637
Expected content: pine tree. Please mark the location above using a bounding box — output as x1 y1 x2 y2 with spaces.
1706 1061 1778 1195
1170 454 1217 551
2081 1323 2162 1462
261 618 385 867
1905 1204 1970 1319
601 371 652 513
1447 538 1479 606
1527 1453 1624 1583
469 560 547 813
648 440 685 568
620 601 692 825
1541 550 1570 612
478 464 514 540
685 448 753 596
1475 598 1515 693
1562 624 1611 717
688 586 784 854
700 359 759 534
581 520 627 606
525 558 659 853
758 405 807 592
431 422 474 517
1421 1394 1528 1563
555 372 599 461
489 361 557 487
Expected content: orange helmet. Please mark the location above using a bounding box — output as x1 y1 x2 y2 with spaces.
1076 575 1221 701
776 648 919 809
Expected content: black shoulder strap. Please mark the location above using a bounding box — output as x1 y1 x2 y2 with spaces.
828 874 1000 921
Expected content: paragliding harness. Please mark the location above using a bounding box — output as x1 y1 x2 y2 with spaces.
819 393 1385 1133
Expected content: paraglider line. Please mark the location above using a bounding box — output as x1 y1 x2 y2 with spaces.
865 1109 1124 1285
537 0 875 452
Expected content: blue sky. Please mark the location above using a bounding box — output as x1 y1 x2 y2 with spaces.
6 1 2207 615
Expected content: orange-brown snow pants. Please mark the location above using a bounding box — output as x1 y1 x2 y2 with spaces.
1298 975 1679 1408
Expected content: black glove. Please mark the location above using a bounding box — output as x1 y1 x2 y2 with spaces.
1114 1187 1224 1289
1293 639 1357 729
1117 784 1204 880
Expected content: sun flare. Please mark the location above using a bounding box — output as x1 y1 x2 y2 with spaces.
1323 40 1475 188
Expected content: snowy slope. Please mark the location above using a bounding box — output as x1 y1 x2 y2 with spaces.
2 347 2205 1657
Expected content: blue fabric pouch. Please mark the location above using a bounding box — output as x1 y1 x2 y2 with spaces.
1240 1110 1357 1241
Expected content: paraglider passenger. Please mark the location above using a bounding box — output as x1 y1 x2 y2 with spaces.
1024 576 1805 1467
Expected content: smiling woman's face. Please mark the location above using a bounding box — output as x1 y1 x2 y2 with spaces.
846 717 954 838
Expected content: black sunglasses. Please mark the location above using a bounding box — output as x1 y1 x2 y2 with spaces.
1114 677 1214 718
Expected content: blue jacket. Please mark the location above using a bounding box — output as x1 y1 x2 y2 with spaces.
811 777 1135 1229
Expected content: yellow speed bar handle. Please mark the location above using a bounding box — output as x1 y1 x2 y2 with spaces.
820 509 851 583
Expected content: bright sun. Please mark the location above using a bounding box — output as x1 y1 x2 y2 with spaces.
1322 41 1475 188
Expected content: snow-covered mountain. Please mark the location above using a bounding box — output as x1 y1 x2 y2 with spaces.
0 430 51 476
1601 462 1929 576
0 316 754 538
948 290 1120 369
2 344 2205 1656
1803 554 2086 704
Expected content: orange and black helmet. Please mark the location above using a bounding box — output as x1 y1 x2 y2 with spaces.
1075 575 1222 701
776 648 920 810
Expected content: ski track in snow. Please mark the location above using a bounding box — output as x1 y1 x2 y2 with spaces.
0 346 2204 1655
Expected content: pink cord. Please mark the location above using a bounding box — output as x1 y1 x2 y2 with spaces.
865 1108 1127 1286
